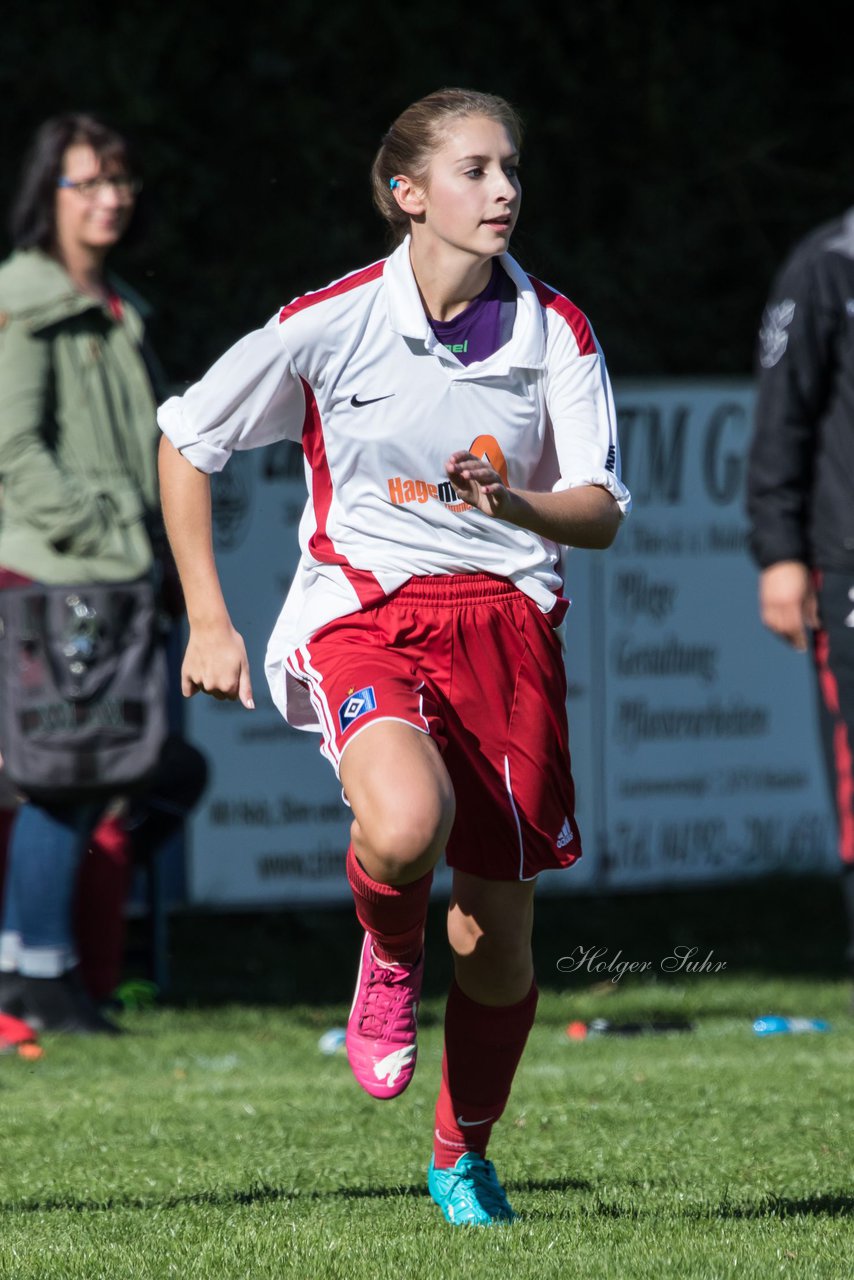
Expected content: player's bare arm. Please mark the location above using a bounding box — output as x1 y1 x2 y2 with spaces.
445 449 621 549
158 435 254 707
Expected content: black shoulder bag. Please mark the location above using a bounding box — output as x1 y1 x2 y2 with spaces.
0 578 168 801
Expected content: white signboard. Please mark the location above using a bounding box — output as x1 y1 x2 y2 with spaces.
557 380 835 894
186 381 836 905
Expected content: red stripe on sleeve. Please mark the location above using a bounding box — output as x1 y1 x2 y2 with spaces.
279 260 385 324
530 277 596 356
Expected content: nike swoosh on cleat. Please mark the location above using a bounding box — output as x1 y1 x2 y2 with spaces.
351 393 395 407
456 1115 497 1127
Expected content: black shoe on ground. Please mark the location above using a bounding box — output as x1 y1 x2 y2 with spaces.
20 969 125 1035
0 970 26 1019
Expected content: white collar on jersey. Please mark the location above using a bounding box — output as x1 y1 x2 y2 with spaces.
382 235 546 374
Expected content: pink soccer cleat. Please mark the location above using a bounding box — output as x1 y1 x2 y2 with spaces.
345 932 424 1099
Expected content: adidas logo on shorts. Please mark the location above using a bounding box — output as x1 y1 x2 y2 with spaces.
556 817 573 849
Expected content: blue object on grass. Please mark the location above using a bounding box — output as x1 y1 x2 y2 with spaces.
753 1016 830 1036
318 1027 347 1054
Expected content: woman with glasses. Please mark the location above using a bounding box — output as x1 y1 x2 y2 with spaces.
0 114 166 1034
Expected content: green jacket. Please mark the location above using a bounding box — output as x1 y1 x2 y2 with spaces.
0 249 161 584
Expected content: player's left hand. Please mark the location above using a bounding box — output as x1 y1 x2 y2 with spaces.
445 450 514 519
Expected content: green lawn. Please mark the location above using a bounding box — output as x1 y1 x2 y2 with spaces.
1 977 852 1279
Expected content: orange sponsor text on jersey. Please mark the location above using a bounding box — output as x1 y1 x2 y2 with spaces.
387 476 469 513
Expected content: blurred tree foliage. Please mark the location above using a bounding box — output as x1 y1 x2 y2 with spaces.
2 1 851 384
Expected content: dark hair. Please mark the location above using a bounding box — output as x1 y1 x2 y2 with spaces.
8 112 134 251
371 88 524 245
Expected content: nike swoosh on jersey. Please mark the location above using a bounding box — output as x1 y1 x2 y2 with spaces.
351 393 395 407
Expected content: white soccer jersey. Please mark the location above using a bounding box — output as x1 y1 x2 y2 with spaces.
157 237 631 726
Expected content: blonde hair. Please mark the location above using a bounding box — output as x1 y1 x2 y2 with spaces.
371 88 523 245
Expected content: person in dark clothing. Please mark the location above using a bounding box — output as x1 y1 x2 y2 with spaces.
747 208 854 984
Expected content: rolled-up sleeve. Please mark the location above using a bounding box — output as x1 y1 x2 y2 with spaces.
546 317 632 518
157 315 305 474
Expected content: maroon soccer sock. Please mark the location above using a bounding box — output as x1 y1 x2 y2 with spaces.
433 979 539 1168
345 845 432 965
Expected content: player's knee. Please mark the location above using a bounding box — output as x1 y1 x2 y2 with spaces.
452 933 533 1003
355 786 455 883
449 917 532 984
447 907 483 959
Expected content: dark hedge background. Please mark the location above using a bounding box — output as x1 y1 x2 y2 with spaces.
2 2 851 385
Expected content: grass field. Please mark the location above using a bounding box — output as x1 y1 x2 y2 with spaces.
1 973 852 1279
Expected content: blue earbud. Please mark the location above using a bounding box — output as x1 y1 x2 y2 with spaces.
389 178 400 190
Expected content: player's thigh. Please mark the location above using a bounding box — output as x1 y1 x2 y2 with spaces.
340 719 456 861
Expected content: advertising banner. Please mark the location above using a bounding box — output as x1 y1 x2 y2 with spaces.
556 381 835 895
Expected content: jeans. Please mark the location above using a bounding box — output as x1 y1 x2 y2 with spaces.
0 799 106 977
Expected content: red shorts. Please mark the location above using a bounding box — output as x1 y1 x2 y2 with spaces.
291 574 581 881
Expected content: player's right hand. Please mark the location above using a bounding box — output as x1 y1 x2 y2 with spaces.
181 622 255 708
758 561 819 652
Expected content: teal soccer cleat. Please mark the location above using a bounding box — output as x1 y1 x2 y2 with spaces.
427 1153 517 1226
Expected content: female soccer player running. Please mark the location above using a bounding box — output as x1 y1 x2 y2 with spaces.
157 88 631 1226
